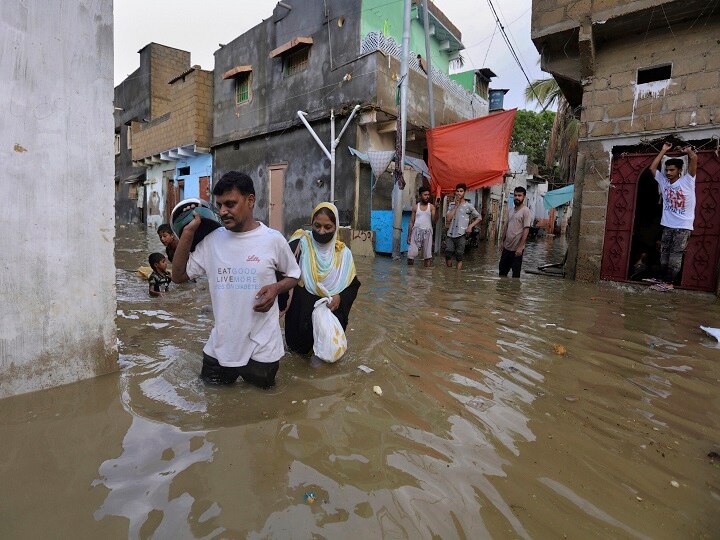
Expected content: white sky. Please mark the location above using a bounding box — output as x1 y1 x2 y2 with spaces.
114 0 543 111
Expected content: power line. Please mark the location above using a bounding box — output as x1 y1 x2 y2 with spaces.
485 0 544 109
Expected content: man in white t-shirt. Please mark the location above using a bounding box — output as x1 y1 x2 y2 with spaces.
649 142 697 290
172 171 300 387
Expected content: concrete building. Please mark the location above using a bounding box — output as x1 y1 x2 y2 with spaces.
1 1 116 398
131 65 214 225
212 0 487 241
114 44 192 224
532 0 720 292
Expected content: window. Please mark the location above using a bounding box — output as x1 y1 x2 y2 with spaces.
114 133 120 155
177 166 190 176
235 73 251 104
284 46 310 77
126 125 132 150
637 64 672 84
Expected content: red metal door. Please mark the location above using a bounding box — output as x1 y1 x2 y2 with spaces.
680 150 720 291
600 154 653 281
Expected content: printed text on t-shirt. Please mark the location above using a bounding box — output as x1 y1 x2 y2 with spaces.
215 266 260 290
664 187 686 216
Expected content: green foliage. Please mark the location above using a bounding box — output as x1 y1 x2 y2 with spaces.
510 109 556 177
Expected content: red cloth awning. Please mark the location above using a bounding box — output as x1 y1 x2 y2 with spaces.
427 109 517 195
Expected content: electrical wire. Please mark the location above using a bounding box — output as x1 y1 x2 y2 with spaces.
485 0 544 108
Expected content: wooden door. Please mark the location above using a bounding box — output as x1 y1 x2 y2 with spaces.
268 165 287 233
164 173 177 223
199 176 211 202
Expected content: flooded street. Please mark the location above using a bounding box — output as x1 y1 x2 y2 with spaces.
2 225 720 539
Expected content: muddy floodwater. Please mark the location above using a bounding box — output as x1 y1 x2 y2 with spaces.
2 225 720 539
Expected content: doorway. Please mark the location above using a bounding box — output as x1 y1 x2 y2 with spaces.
628 168 662 281
199 176 211 202
601 149 720 291
268 164 287 233
163 170 177 223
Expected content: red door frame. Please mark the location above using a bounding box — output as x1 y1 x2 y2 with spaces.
601 150 720 292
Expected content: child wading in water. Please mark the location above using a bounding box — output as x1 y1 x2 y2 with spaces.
148 252 172 297
158 223 179 262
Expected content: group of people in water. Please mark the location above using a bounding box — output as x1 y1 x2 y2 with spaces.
144 170 540 388
150 171 359 388
147 140 697 389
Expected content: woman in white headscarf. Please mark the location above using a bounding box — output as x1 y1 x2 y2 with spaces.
280 202 361 354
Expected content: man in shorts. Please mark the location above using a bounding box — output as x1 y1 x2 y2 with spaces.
444 183 481 270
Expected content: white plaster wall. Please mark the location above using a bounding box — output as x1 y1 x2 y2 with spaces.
0 0 117 398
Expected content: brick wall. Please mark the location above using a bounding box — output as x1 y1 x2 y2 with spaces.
132 69 214 160
572 18 720 281
150 44 191 118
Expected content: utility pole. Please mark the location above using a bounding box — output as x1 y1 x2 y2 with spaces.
422 0 434 127
392 0 411 259
422 0 444 254
297 105 361 202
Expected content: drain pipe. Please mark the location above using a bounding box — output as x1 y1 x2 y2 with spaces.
297 104 361 202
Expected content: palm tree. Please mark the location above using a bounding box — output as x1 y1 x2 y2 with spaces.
525 77 579 187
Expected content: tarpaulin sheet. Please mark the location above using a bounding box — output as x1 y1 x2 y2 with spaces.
543 184 574 210
427 109 517 195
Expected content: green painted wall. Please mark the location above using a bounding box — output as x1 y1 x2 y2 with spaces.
450 70 474 93
360 0 451 74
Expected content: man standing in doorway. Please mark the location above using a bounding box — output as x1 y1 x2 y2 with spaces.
172 171 300 387
445 183 482 270
499 186 532 278
649 142 697 290
407 186 436 267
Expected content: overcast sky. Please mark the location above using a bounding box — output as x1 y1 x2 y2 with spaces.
114 0 543 111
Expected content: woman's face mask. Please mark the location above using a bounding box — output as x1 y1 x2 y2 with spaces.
312 211 336 244
312 230 334 244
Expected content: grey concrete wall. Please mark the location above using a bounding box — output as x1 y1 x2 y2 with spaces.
115 55 151 224
213 0 374 146
0 0 117 398
213 120 358 236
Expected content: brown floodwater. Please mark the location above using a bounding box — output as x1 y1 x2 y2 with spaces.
1 225 719 539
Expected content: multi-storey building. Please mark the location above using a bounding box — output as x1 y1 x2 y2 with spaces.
212 0 488 241
114 43 192 224
532 1 720 292
131 65 214 226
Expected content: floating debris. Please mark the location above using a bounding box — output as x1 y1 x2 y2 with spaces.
357 365 374 374
444 316 461 323
373 385 383 396
700 326 720 343
670 480 680 488
565 396 579 402
553 344 567 356
304 491 317 504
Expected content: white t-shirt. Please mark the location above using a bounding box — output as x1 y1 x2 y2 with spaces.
654 170 695 230
186 223 301 367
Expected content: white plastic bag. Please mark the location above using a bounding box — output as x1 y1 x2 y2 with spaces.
312 297 347 363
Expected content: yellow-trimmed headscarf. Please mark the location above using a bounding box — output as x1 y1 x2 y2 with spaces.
290 203 356 298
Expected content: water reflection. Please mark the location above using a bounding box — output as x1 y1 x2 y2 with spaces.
93 417 217 539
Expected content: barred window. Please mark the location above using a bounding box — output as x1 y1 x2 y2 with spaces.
235 73 251 104
283 47 309 77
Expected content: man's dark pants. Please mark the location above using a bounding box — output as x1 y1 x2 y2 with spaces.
201 353 279 388
499 248 523 278
660 227 692 284
444 234 467 262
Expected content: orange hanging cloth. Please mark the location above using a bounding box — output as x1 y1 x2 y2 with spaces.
427 109 517 196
